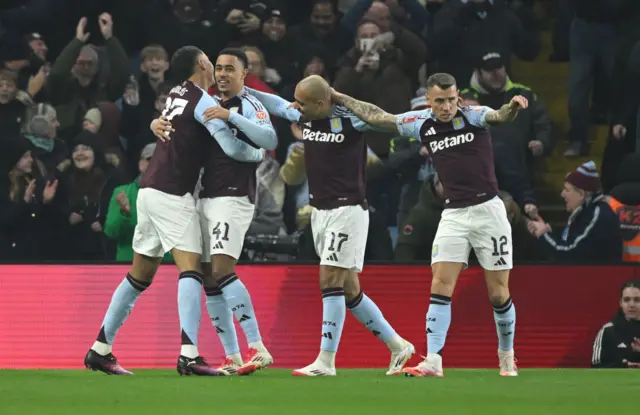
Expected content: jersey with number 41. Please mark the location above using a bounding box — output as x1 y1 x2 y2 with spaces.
395 106 500 208
141 81 237 197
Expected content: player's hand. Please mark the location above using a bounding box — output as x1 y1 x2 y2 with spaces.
23 179 37 204
116 191 131 216
524 203 538 220
151 116 173 142
612 124 627 140
76 17 90 42
632 337 640 353
203 106 230 122
98 13 113 40
91 221 103 233
528 140 544 157
69 212 83 225
419 145 429 157
42 180 58 204
290 123 303 140
509 95 528 110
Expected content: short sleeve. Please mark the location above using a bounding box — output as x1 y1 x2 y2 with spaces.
395 110 429 138
463 106 492 128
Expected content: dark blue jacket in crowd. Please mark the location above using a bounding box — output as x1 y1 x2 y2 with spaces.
539 193 623 263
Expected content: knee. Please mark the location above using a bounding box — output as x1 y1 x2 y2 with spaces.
319 266 347 290
343 286 360 302
489 292 510 307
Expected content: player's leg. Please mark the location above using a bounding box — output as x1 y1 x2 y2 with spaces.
85 189 163 375
171 247 226 376
205 197 272 375
471 197 517 376
293 206 358 377
403 208 471 377
154 192 226 376
344 272 415 375
484 270 517 376
199 202 243 373
85 252 161 375
202 262 242 374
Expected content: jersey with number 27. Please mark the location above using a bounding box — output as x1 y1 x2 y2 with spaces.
395 106 500 208
140 80 234 197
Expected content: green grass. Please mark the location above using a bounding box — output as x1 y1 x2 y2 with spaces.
0 369 636 414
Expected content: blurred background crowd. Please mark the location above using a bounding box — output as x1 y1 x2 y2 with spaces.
0 0 639 265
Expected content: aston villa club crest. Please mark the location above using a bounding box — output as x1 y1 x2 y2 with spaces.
230 107 239 113
452 117 464 130
330 118 343 133
432 244 439 258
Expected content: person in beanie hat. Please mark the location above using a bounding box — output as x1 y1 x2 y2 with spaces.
527 161 623 263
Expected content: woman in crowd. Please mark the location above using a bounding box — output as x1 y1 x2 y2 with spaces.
592 280 640 368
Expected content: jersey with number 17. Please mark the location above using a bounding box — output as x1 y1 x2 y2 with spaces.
140 81 235 197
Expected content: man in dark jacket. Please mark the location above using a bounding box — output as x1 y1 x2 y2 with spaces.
461 52 552 215
528 161 623 263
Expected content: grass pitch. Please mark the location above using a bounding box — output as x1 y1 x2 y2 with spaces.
0 369 636 414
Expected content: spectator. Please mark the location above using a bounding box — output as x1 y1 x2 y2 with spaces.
564 0 626 157
333 18 422 155
606 153 640 263
288 0 353 67
125 81 173 177
87 102 129 180
591 280 640 368
57 131 124 260
0 136 62 260
243 46 282 91
394 173 444 262
104 142 171 262
0 70 31 140
143 0 228 62
121 44 170 140
22 103 68 176
428 0 540 89
222 0 268 46
47 15 129 141
257 6 300 92
247 153 287 237
527 161 623 263
461 51 552 214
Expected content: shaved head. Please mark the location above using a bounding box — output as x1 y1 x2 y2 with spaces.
297 75 331 101
293 75 333 120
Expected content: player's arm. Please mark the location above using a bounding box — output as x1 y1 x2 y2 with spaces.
245 87 301 122
227 98 277 150
330 89 397 132
194 94 263 163
591 323 628 368
482 96 529 125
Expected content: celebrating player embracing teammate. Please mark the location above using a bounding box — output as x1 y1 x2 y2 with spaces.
152 48 276 375
247 75 414 376
332 73 528 377
84 46 264 376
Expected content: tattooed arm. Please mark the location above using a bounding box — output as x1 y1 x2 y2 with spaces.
330 89 398 132
484 95 529 125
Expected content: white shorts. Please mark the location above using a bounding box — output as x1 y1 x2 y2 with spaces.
198 196 255 262
132 188 201 258
431 196 512 271
311 205 369 272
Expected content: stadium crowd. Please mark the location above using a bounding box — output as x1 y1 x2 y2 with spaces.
0 0 638 264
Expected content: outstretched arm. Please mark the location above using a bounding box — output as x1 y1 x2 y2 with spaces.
484 95 529 125
245 88 301 122
330 89 398 132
